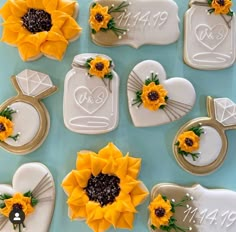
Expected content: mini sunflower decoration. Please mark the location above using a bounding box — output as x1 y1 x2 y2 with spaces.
175 125 204 161
85 56 113 79
0 192 38 232
62 142 149 232
0 0 82 61
208 0 233 16
149 194 192 232
89 1 130 38
132 72 168 111
0 107 19 142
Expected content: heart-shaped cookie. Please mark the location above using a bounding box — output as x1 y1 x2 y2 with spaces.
195 24 228 51
127 60 196 127
0 163 55 232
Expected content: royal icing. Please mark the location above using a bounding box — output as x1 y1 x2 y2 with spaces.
0 163 55 232
127 60 196 127
90 0 180 48
63 53 119 134
149 183 236 232
184 0 235 70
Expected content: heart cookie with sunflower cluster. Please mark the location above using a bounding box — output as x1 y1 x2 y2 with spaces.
127 60 196 127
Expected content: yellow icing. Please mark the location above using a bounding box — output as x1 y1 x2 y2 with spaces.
61 142 149 232
0 116 14 141
0 0 82 61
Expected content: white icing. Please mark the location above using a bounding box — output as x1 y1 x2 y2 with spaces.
184 126 222 166
0 163 55 232
150 184 236 232
63 53 119 134
91 0 180 47
127 60 196 127
5 102 40 147
214 98 236 126
184 3 236 70
16 69 53 97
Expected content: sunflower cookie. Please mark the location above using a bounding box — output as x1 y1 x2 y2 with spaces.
63 53 119 134
148 183 236 232
0 163 55 232
62 142 149 232
0 0 82 61
173 96 236 175
0 69 57 155
127 60 196 127
184 0 235 70
89 0 180 48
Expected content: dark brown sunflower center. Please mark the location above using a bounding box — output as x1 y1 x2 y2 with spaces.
21 8 52 33
95 62 105 71
0 123 6 132
84 173 120 207
148 91 159 101
155 207 166 218
95 13 104 22
12 203 23 210
217 0 225 6
185 138 194 147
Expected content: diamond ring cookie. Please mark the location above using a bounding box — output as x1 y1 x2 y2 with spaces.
148 183 236 232
61 142 149 232
0 0 82 61
89 0 180 48
0 163 55 232
63 53 119 134
127 60 196 127
184 0 235 70
173 96 236 175
0 69 57 155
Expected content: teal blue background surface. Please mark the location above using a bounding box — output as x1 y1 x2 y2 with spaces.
0 0 236 231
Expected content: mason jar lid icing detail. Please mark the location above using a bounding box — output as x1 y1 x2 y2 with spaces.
61 142 149 232
90 0 180 48
173 96 236 175
0 0 82 61
127 60 196 127
0 70 57 155
184 0 235 70
0 163 55 232
64 53 119 134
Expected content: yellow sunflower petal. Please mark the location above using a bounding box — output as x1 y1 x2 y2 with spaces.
76 152 95 170
120 176 140 194
61 171 78 195
116 192 137 213
115 156 129 179
69 205 87 220
86 201 104 221
18 42 41 61
90 155 107 176
116 212 134 229
87 218 111 232
0 1 11 20
72 169 91 188
57 0 77 16
98 142 123 160
40 31 68 60
104 204 121 227
127 156 141 179
102 157 117 175
26 0 44 9
68 186 89 207
130 183 149 206
43 0 59 12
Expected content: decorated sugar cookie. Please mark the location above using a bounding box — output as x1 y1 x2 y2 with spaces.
184 0 235 70
127 60 196 127
148 183 236 232
0 69 57 155
89 0 180 48
62 142 149 232
0 163 55 232
173 96 236 175
63 53 119 134
0 0 82 61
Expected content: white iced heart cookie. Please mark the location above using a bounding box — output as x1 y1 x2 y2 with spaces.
184 0 236 70
127 60 196 127
148 183 236 232
0 163 55 232
0 70 57 155
173 96 236 175
63 53 119 134
89 0 180 48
